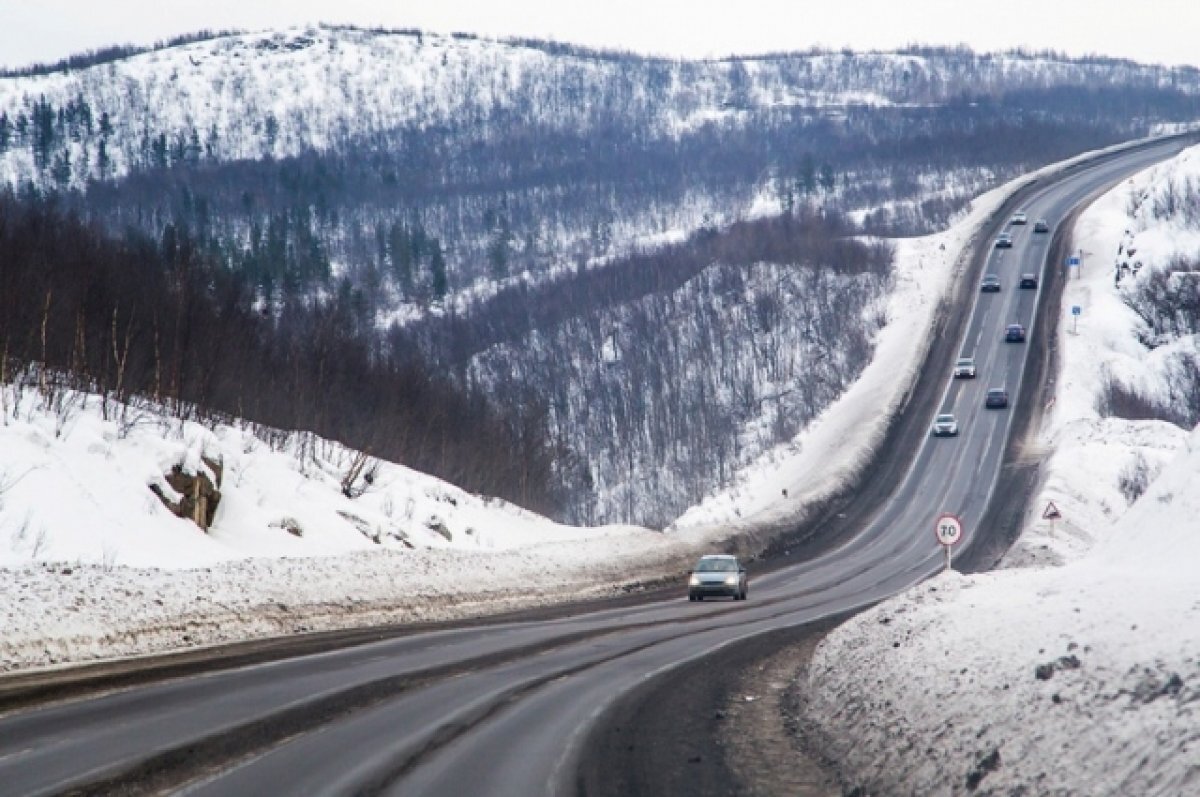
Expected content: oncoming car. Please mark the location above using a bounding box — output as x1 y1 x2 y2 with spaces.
953 357 977 378
1005 323 1026 342
994 233 1013 249
1033 218 1050 233
985 388 1009 408
981 274 1002 292
688 554 748 601
1010 211 1028 225
932 413 959 437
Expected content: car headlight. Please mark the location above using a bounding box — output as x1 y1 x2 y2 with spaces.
689 575 700 586
724 575 738 586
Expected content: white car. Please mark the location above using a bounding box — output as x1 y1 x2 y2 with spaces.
953 357 977 378
932 413 959 437
1011 211 1028 225
688 554 748 601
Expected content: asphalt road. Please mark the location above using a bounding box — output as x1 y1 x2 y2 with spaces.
0 136 1189 797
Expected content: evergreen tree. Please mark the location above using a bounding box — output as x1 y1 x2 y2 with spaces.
429 239 448 300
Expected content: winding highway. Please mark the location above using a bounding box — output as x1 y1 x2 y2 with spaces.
0 136 1189 797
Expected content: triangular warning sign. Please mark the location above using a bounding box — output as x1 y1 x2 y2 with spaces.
1043 501 1062 520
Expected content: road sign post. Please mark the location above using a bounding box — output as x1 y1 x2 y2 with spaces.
1043 501 1062 534
1071 305 1081 334
1066 255 1081 279
934 513 964 571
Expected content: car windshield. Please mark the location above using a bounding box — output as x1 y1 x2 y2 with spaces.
936 414 954 423
988 390 1005 398
696 558 736 572
956 358 972 365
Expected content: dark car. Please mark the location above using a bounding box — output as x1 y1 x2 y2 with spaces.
981 274 1002 292
1019 273 1038 289
1033 219 1050 233
1005 323 1026 342
994 233 1013 249
688 554 748 601
985 388 1009 408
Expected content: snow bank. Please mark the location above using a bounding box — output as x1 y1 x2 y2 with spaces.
0 386 698 669
803 144 1200 796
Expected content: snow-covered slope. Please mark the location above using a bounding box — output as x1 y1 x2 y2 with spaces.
2 26 1198 189
0 386 649 570
803 144 1200 796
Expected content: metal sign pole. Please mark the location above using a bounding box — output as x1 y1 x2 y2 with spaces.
935 513 963 573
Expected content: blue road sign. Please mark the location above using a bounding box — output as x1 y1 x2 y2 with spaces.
1071 305 1082 316
1067 256 1081 267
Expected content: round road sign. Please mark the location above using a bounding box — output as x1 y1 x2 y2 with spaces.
935 513 963 546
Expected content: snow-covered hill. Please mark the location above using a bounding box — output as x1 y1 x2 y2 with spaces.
2 25 1198 189
803 143 1200 796
0 385 646 570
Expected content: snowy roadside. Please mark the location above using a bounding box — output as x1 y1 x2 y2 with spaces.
802 145 1200 795
0 138 1169 674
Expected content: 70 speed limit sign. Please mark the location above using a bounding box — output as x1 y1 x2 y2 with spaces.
935 513 963 546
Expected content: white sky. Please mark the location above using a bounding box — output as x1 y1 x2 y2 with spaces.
1 0 1198 70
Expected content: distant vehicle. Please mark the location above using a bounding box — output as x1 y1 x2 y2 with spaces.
953 357 977 378
1019 273 1039 289
985 388 1009 408
994 233 1014 249
1010 212 1028 225
932 413 959 437
981 274 1002 292
1033 219 1050 233
688 554 748 601
1005 323 1026 342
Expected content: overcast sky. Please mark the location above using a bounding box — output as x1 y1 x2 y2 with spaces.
2 0 1198 70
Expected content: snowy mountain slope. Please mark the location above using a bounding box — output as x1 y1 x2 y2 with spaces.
2 26 1199 190
802 144 1200 796
0 383 650 571
468 254 891 527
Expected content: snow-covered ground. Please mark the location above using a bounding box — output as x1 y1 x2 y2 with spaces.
804 145 1200 795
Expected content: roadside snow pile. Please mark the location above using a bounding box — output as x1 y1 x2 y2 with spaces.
803 144 1200 796
0 384 687 670
806 430 1200 796
1007 143 1200 566
0 385 647 569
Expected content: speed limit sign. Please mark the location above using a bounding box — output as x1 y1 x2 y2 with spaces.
935 513 963 546
935 512 963 571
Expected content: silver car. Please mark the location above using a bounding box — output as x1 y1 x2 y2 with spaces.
688 554 748 601
954 357 977 378
932 413 959 437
